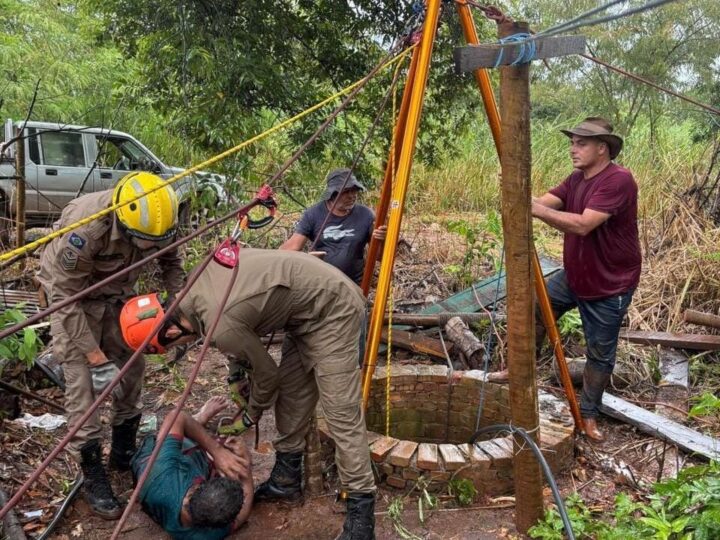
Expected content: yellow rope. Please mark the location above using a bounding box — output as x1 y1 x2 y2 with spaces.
384 59 404 437
0 46 415 263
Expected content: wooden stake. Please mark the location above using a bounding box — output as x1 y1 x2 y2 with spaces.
14 126 25 258
498 20 543 533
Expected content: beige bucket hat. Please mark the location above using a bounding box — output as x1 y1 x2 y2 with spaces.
561 117 624 159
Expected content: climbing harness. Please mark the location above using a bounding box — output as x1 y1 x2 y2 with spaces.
213 184 277 268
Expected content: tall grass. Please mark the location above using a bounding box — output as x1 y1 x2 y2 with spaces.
407 115 707 218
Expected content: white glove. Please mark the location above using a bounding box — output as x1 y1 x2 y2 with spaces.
89 362 120 393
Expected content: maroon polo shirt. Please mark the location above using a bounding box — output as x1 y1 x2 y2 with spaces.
549 163 641 300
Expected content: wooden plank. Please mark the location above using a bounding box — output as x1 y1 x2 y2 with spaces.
656 348 689 422
0 288 40 317
620 330 720 351
384 312 495 326
380 328 451 359
600 392 720 461
454 35 586 73
419 257 560 315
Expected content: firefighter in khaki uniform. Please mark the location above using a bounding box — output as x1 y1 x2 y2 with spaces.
121 249 377 540
37 172 184 519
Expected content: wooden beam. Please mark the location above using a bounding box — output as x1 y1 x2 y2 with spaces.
384 312 496 327
620 329 720 350
684 309 720 330
14 126 25 257
498 20 543 534
380 328 452 360
656 348 689 422
454 35 585 73
600 392 720 461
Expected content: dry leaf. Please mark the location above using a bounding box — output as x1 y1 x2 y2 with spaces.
71 522 84 537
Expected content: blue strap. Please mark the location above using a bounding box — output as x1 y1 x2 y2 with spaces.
494 33 537 68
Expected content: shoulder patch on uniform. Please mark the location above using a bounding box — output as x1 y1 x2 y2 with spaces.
68 233 86 250
61 248 79 270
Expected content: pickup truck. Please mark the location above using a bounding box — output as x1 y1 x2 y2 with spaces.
0 119 225 243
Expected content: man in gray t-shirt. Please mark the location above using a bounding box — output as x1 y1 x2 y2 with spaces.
280 168 385 283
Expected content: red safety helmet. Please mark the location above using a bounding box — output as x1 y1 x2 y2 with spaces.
120 293 169 353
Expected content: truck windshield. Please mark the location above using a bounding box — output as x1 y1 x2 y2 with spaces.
95 136 155 171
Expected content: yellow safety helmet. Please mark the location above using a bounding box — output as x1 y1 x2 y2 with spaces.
113 172 178 241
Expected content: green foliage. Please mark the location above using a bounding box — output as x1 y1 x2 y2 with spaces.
387 497 422 540
530 462 720 540
448 477 477 507
689 393 720 419
444 212 502 287
0 307 40 371
556 309 584 340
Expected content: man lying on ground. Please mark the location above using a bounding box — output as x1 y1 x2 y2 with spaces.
130 396 253 539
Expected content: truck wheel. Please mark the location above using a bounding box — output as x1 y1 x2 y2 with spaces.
177 201 192 235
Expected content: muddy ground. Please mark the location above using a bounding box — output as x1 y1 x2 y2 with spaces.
1 216 714 539
2 343 700 540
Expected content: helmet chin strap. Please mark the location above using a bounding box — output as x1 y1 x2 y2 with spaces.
158 315 196 347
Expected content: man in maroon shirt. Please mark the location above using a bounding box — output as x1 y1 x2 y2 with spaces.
532 117 641 441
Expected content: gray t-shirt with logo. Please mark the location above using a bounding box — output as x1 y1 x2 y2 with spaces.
295 202 375 283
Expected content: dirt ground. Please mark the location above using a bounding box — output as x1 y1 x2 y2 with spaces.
7 345 695 540
1 216 716 539
38 349 520 540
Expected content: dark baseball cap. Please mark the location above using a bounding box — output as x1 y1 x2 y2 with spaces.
322 168 366 201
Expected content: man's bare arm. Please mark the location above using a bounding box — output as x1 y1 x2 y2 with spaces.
279 233 309 251
534 193 564 210
532 202 610 236
225 436 254 529
165 411 249 480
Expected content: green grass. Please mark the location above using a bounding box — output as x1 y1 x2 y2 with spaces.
406 116 706 218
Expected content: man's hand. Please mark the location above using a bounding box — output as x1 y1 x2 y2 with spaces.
308 251 327 259
212 446 250 481
372 225 387 241
218 410 257 437
86 347 109 367
89 362 120 393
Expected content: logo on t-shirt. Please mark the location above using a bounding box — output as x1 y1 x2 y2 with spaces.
323 225 356 241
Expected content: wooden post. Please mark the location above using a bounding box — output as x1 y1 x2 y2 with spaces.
454 13 585 433
14 126 25 254
498 20 543 533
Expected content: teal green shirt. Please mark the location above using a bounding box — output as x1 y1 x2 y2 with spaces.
131 435 232 540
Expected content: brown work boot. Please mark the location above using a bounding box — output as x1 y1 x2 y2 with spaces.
582 417 604 442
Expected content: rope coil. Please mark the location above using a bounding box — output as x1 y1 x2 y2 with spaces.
493 33 536 68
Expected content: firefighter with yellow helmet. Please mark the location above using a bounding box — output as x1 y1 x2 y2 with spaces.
37 172 185 519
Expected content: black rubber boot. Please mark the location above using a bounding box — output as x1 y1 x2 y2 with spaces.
335 493 376 540
109 414 141 471
254 451 303 503
580 366 612 441
79 439 123 520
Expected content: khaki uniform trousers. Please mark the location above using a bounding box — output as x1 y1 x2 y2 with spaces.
53 301 145 458
272 312 375 494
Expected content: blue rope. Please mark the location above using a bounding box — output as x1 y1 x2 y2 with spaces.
474 245 505 432
493 33 537 68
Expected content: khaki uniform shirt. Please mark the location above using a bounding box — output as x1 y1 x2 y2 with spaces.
37 190 185 355
179 249 366 417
